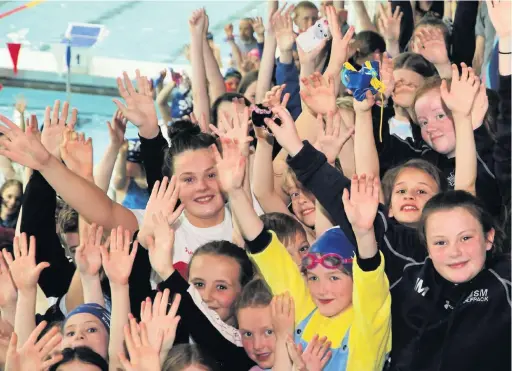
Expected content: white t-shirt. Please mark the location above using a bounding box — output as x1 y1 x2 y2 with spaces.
131 206 234 288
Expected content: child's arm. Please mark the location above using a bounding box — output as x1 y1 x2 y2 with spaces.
255 3 278 104
440 63 481 196
202 14 226 104
271 294 294 371
155 80 175 124
100 227 138 371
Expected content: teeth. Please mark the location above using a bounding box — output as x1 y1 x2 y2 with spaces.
196 196 212 202
402 206 417 211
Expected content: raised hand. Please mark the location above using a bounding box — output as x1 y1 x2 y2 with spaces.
325 5 355 70
486 0 511 38
107 110 128 150
378 3 403 44
140 289 181 355
353 90 376 113
262 84 291 109
413 27 449 65
264 105 303 156
100 226 138 287
5 321 63 371
190 8 207 38
75 224 105 278
271 293 295 339
41 100 78 160
118 319 161 371
379 53 395 99
138 176 184 248
314 111 354 165
300 72 337 115
300 335 332 371
212 138 247 194
0 252 16 309
0 115 52 170
272 5 296 53
113 70 158 138
209 101 253 156
252 17 265 41
60 130 93 180
146 212 176 281
2 234 49 293
471 83 489 129
342 174 380 236
440 63 480 117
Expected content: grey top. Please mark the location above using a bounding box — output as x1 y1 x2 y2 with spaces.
475 2 496 69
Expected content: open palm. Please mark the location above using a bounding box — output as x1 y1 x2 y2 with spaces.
213 139 246 193
146 212 176 279
342 174 380 235
440 63 480 116
300 73 337 115
41 100 78 160
75 224 104 277
60 130 93 179
100 227 138 286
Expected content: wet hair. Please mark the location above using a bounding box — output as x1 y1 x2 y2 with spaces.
238 70 259 96
260 212 307 248
411 15 450 54
382 159 446 207
57 203 79 234
189 241 255 287
352 31 386 61
393 52 438 78
163 119 217 177
294 1 318 15
235 278 273 313
211 93 251 127
49 347 108 371
162 344 220 371
418 190 506 257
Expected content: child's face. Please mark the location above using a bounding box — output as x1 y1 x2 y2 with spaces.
294 7 319 33
189 254 242 323
392 69 425 109
426 207 494 283
239 20 254 41
388 167 439 226
289 186 317 228
415 89 456 157
62 313 109 359
238 305 276 369
285 232 310 266
306 262 353 317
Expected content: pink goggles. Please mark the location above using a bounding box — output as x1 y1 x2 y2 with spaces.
303 253 353 270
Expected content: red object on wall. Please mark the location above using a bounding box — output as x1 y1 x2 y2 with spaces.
6 43 21 74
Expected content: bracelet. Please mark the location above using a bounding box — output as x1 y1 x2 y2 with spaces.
499 51 512 55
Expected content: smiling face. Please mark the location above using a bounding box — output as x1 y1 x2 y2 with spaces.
388 167 439 226
294 7 319 32
415 88 456 157
285 178 316 228
425 207 494 283
62 313 109 359
306 262 353 317
188 253 242 324
174 148 226 228
1 183 21 217
243 81 258 105
392 68 425 108
238 305 276 369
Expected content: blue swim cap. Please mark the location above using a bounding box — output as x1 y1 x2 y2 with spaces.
65 303 111 333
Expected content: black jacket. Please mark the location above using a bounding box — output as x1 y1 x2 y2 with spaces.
387 256 511 371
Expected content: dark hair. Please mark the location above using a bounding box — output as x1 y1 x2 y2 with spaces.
411 15 450 54
163 119 217 177
49 347 108 371
57 203 79 234
235 278 272 314
260 212 307 247
483 88 499 141
211 93 251 127
418 190 505 257
382 159 446 207
162 344 220 371
238 70 259 96
393 52 438 78
352 31 386 61
189 241 255 287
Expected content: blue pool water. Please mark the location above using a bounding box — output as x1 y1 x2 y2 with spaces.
0 86 140 164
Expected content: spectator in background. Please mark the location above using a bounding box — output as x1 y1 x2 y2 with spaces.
224 68 243 92
56 202 79 260
293 1 319 33
473 2 497 86
0 179 22 229
238 18 259 55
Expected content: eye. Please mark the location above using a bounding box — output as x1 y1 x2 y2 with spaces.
395 189 406 194
329 276 340 281
433 240 446 246
193 282 204 288
265 329 274 336
87 327 98 333
462 236 473 242
436 113 446 120
417 189 427 195
183 177 194 184
65 331 75 337
242 332 253 338
307 275 318 281
419 120 428 128
290 192 300 199
298 246 309 254
216 284 227 290
207 172 217 179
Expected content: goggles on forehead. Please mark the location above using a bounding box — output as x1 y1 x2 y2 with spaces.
303 253 353 271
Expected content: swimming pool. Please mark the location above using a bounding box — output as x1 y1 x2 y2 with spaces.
0 86 140 164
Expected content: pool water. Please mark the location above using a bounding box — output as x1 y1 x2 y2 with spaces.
0 86 140 164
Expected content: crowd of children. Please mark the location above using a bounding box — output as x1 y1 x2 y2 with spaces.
0 1 510 370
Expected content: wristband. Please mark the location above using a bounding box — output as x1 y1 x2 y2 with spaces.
499 51 511 55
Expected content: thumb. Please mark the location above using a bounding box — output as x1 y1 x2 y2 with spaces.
6 332 17 357
35 262 50 275
112 99 127 115
341 188 350 208
440 79 450 103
